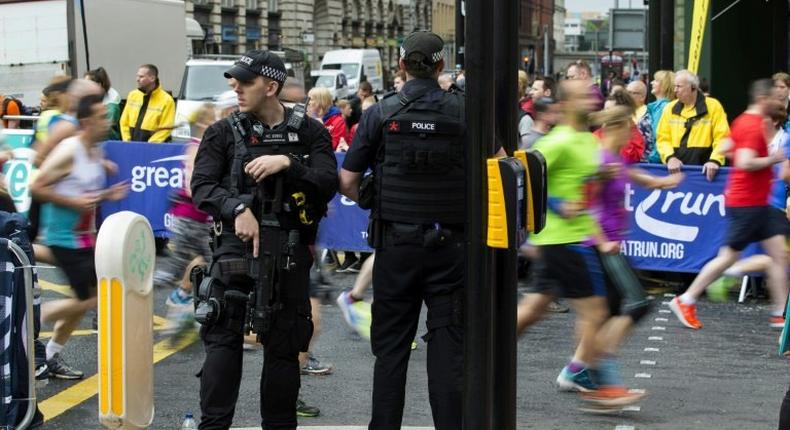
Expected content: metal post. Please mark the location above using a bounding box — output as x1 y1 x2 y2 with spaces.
659 0 674 70
492 0 518 428
543 24 550 76
464 0 496 426
455 0 465 68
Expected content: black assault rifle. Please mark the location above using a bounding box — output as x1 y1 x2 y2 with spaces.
238 174 300 343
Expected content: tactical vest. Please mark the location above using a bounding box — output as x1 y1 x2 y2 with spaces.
227 107 317 232
375 89 466 225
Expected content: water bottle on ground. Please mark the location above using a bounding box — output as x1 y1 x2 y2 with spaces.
181 412 197 430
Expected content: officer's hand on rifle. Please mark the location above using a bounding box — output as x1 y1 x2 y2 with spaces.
244 155 292 183
235 209 260 258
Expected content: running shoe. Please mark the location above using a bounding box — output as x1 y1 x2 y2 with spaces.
707 276 737 303
296 398 320 417
47 353 84 380
351 300 372 340
556 366 598 392
669 297 702 329
335 255 358 273
547 300 570 313
166 288 194 307
336 290 358 328
580 385 646 408
770 315 786 329
35 363 49 388
301 354 334 375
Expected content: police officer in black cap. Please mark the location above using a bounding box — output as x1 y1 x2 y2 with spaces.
191 50 337 429
339 31 489 430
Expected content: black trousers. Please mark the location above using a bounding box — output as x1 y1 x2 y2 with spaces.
780 385 790 429
369 239 465 430
198 246 313 430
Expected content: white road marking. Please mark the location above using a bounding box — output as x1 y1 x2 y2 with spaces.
663 293 676 297
651 326 666 331
615 426 635 430
648 336 663 341
623 405 642 412
655 317 668 322
640 360 656 366
635 373 652 378
628 388 646 394
644 347 660 352
659 309 671 314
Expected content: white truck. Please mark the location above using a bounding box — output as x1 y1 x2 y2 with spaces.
320 49 384 93
0 0 199 107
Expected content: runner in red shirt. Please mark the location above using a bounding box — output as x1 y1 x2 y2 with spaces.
670 79 789 330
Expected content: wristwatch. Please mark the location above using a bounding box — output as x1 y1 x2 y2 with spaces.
232 203 247 218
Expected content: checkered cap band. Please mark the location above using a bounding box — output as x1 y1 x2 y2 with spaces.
400 46 443 64
261 65 287 83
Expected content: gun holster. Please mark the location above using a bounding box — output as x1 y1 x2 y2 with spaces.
191 264 223 326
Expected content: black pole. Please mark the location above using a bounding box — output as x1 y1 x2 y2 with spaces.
659 0 674 70
648 0 660 86
79 0 90 71
464 0 495 427
492 0 518 427
455 0 465 68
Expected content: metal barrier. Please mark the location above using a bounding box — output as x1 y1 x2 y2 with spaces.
95 211 155 429
0 239 36 430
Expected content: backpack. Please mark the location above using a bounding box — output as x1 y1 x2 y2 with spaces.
1 96 36 129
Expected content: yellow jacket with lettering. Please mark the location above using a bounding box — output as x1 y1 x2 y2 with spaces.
119 85 175 143
656 92 730 166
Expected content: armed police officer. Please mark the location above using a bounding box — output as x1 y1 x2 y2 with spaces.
339 31 487 430
191 50 337 430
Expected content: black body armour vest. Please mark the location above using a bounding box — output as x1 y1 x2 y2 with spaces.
375 89 466 225
228 108 314 232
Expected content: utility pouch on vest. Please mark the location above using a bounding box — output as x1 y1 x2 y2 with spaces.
358 173 375 210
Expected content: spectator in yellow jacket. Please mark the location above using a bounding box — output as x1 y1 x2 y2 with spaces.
119 64 175 142
657 69 730 181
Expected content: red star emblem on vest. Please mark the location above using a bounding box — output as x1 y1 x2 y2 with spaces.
387 121 399 132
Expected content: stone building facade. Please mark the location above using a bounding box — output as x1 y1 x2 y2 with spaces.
185 0 432 83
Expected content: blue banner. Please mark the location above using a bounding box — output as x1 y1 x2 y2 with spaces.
100 141 189 237
92 142 763 272
622 164 760 272
315 152 373 252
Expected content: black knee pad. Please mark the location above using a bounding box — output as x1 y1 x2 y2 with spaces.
624 300 652 323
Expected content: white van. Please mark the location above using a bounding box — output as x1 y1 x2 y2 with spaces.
320 49 383 93
310 70 349 101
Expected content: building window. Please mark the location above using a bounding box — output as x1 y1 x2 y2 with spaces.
246 0 258 9
268 0 278 13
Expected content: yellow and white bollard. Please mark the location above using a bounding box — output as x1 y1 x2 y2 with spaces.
96 211 156 429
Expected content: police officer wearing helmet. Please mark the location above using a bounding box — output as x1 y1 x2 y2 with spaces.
339 31 484 430
191 50 337 429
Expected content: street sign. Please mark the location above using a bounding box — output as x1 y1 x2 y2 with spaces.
302 32 315 44
609 8 647 51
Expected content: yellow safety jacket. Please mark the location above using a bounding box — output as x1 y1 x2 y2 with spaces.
656 92 730 166
120 85 175 143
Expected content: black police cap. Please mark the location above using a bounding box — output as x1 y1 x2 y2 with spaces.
400 31 445 65
224 50 288 84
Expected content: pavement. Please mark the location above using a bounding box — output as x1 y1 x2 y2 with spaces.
32 256 790 430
